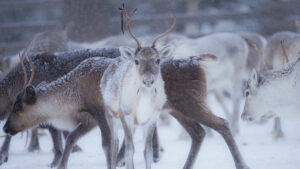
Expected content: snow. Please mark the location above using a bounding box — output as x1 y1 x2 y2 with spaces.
1 94 300 169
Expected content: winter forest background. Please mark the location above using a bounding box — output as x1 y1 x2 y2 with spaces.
0 0 299 55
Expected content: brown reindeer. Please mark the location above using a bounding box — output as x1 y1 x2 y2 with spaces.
101 8 248 169
0 48 121 166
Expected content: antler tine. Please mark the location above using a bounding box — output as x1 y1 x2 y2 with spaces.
152 13 176 48
244 38 264 72
27 55 35 85
19 51 27 91
123 8 141 50
280 39 289 63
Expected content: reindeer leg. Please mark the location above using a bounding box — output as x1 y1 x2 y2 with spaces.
170 111 205 169
231 82 242 136
57 123 93 169
63 131 82 153
183 108 248 169
119 113 135 169
117 140 126 167
213 89 232 121
28 128 40 152
88 110 113 169
272 117 284 140
152 126 164 163
0 135 11 165
105 111 119 169
48 127 63 168
144 124 156 169
117 125 161 167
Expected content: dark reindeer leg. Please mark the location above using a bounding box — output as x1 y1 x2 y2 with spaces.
0 135 11 165
88 109 114 169
63 131 82 153
28 128 40 152
48 127 63 168
152 126 164 162
57 123 93 169
183 108 248 169
170 111 205 169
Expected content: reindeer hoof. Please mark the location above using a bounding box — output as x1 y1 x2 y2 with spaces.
0 151 8 165
153 146 164 163
117 160 125 167
28 144 40 152
72 144 82 153
57 165 66 169
272 129 284 140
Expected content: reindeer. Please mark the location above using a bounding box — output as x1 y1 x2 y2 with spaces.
242 35 294 139
241 53 300 131
101 8 248 169
0 48 120 166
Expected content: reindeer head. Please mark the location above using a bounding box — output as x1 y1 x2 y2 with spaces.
119 8 175 88
241 69 276 122
241 40 290 122
3 52 38 135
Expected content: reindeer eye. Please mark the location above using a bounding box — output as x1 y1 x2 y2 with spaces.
135 60 139 65
156 59 160 64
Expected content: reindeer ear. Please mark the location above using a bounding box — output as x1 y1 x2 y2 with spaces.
23 85 36 104
119 46 135 59
159 45 175 61
250 69 259 87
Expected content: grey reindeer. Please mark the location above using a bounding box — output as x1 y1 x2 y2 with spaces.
0 48 121 166
3 50 163 169
101 8 249 169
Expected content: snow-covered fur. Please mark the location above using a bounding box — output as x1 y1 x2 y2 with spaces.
242 54 300 122
0 30 69 76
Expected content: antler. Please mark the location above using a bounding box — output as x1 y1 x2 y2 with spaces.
152 13 176 48
244 38 264 72
27 56 35 85
280 39 289 63
19 40 35 91
122 8 141 50
19 51 28 91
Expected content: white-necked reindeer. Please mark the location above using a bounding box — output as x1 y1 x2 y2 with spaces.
241 53 300 127
101 9 175 169
101 8 249 169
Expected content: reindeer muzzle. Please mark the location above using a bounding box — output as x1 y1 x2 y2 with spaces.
3 123 18 136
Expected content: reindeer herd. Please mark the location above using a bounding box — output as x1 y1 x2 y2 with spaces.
0 7 300 169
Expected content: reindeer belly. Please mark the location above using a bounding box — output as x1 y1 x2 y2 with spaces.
49 116 77 131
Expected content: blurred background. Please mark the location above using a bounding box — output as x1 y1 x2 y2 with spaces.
0 0 299 55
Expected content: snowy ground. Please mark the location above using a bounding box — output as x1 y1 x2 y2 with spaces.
1 95 300 169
